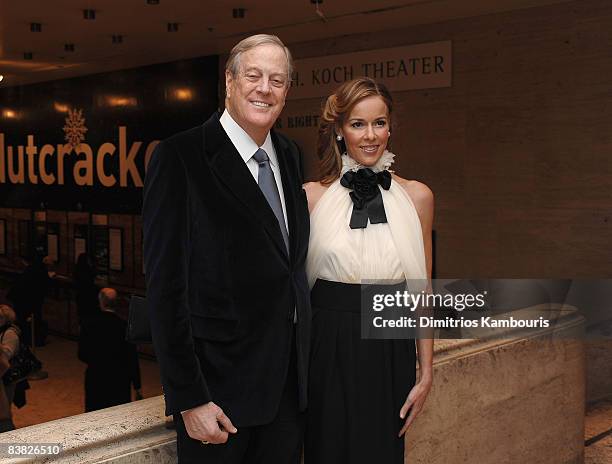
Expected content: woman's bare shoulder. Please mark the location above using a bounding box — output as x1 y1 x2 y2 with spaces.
392 174 434 211
303 181 330 213
303 181 329 197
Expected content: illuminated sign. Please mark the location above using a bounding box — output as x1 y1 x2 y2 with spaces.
0 128 159 188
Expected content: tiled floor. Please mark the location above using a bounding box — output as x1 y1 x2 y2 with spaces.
10 335 162 429
585 397 612 464
4 336 611 463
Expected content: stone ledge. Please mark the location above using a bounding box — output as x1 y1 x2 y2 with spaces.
0 397 175 463
0 305 586 463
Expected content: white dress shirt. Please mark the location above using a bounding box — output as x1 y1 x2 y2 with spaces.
219 110 289 231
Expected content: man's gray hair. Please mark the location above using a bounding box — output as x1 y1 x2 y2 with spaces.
225 34 293 82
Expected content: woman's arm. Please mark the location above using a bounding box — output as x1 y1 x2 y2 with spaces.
398 178 435 436
0 352 9 377
410 180 435 378
0 327 19 364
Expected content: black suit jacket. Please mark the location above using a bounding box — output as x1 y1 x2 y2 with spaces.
78 311 142 410
142 113 311 426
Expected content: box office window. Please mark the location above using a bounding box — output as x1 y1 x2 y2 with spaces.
92 225 109 276
18 220 32 258
0 219 6 256
74 224 88 264
47 223 60 264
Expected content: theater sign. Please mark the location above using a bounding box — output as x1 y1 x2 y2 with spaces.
288 41 452 100
0 56 218 213
0 122 158 189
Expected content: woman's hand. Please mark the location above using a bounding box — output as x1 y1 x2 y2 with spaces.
398 375 432 437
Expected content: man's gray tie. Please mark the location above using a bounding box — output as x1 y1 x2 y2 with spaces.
253 148 290 254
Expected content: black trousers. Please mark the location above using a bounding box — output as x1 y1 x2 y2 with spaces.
305 280 415 464
174 332 304 464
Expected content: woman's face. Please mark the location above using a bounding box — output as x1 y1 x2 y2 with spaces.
339 95 390 167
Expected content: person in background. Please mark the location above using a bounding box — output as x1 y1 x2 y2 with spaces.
78 288 142 412
0 305 20 432
7 249 51 347
73 253 99 324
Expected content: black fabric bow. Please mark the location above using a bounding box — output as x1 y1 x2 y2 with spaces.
340 168 391 229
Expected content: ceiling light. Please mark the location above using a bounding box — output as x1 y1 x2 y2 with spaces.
168 87 194 101
83 9 96 20
2 109 17 119
54 102 69 113
0 75 3 83
64 43 75 52
102 96 138 107
23 52 33 60
30 22 42 32
167 22 179 32
232 8 246 18
112 35 123 44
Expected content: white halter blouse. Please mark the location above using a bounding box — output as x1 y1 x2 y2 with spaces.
306 151 427 288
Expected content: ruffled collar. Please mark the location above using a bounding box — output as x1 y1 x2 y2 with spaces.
341 150 395 174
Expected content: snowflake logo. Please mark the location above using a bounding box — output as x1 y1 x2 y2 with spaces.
63 108 88 149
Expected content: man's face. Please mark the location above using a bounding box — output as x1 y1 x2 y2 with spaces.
225 44 290 139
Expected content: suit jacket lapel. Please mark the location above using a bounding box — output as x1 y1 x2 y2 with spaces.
203 114 289 260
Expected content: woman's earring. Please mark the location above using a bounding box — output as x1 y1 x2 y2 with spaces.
388 131 391 137
336 134 343 141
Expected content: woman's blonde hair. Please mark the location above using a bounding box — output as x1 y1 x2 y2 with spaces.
317 77 393 184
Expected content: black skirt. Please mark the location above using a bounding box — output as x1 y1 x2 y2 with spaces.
305 279 417 464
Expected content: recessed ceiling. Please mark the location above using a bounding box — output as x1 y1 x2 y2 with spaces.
0 0 571 87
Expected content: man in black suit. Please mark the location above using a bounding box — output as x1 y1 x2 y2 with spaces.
143 34 311 463
78 288 142 412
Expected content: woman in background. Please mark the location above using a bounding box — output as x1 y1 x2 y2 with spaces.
304 77 434 463
0 304 20 432
7 250 50 346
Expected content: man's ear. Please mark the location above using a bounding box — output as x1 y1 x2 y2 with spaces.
225 70 233 99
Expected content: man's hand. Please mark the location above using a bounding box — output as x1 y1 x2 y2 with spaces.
181 402 238 444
